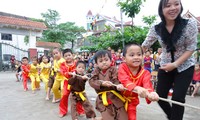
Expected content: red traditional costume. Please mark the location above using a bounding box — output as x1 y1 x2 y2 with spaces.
59 61 84 116
21 64 30 91
118 63 154 120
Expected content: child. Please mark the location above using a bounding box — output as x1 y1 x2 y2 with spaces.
52 48 66 103
59 48 84 117
118 43 159 120
89 50 128 120
15 60 22 82
39 55 51 100
47 56 56 101
21 57 30 91
29 56 40 94
87 62 94 76
143 50 153 73
191 63 200 97
68 61 96 120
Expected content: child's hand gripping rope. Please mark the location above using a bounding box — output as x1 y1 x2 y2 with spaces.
98 80 200 111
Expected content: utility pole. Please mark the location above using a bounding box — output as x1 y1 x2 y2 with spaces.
120 9 124 48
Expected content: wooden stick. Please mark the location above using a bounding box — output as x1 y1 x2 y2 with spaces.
99 80 200 111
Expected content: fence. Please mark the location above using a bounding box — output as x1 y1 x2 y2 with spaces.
0 42 29 71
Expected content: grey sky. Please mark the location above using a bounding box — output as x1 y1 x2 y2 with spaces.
0 0 199 28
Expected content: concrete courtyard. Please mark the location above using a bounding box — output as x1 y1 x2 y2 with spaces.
0 71 200 120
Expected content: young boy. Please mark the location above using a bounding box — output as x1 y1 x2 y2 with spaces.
59 48 84 117
89 50 128 120
21 57 30 91
29 56 40 93
68 61 96 120
118 43 159 120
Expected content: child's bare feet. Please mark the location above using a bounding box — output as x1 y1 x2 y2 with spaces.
59 114 66 118
24 89 28 92
52 99 60 103
32 90 35 94
45 97 50 101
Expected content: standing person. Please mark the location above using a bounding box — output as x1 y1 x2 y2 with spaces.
191 63 200 97
40 55 51 99
118 43 159 120
59 48 84 117
143 50 153 73
68 61 96 120
15 60 22 82
29 56 40 94
21 57 30 91
142 0 198 119
89 50 128 120
10 55 16 71
52 48 66 103
154 48 162 71
46 56 55 100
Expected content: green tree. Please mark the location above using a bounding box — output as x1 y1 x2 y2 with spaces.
41 9 60 28
142 15 157 27
57 22 86 49
118 0 146 26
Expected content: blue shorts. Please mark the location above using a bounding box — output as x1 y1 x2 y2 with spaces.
192 80 200 84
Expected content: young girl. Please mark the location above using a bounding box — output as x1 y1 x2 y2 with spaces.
118 43 159 120
144 50 153 73
68 61 96 120
89 50 128 120
191 63 200 97
52 48 66 103
29 56 40 94
40 55 51 100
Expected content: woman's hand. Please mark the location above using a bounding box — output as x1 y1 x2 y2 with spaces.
159 62 177 72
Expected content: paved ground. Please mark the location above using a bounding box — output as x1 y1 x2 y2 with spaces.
0 71 200 120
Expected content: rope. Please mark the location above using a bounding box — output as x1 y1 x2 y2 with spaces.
71 74 200 111
99 80 200 111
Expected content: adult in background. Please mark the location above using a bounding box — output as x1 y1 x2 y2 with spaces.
142 0 198 120
10 55 15 71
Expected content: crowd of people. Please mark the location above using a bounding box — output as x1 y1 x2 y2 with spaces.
10 0 200 120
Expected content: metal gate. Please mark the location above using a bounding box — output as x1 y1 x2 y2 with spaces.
0 42 29 71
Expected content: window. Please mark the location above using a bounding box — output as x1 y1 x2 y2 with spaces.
1 33 12 41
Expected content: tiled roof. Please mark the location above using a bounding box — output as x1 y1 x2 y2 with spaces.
87 10 93 16
36 41 61 48
0 15 47 30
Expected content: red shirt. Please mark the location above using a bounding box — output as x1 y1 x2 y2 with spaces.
193 70 200 81
60 61 76 79
118 63 154 105
21 64 30 77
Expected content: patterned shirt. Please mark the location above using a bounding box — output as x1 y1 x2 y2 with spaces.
142 19 198 72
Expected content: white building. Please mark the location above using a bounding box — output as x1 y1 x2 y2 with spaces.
0 12 47 62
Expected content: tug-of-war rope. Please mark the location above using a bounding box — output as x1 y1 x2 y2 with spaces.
71 73 200 111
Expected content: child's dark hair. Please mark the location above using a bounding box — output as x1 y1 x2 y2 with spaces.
76 60 86 68
31 56 38 61
42 55 50 63
94 50 111 63
123 43 143 57
22 57 28 60
63 48 73 56
53 47 62 52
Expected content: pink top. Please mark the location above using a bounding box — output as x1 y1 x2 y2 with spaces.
193 70 200 81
